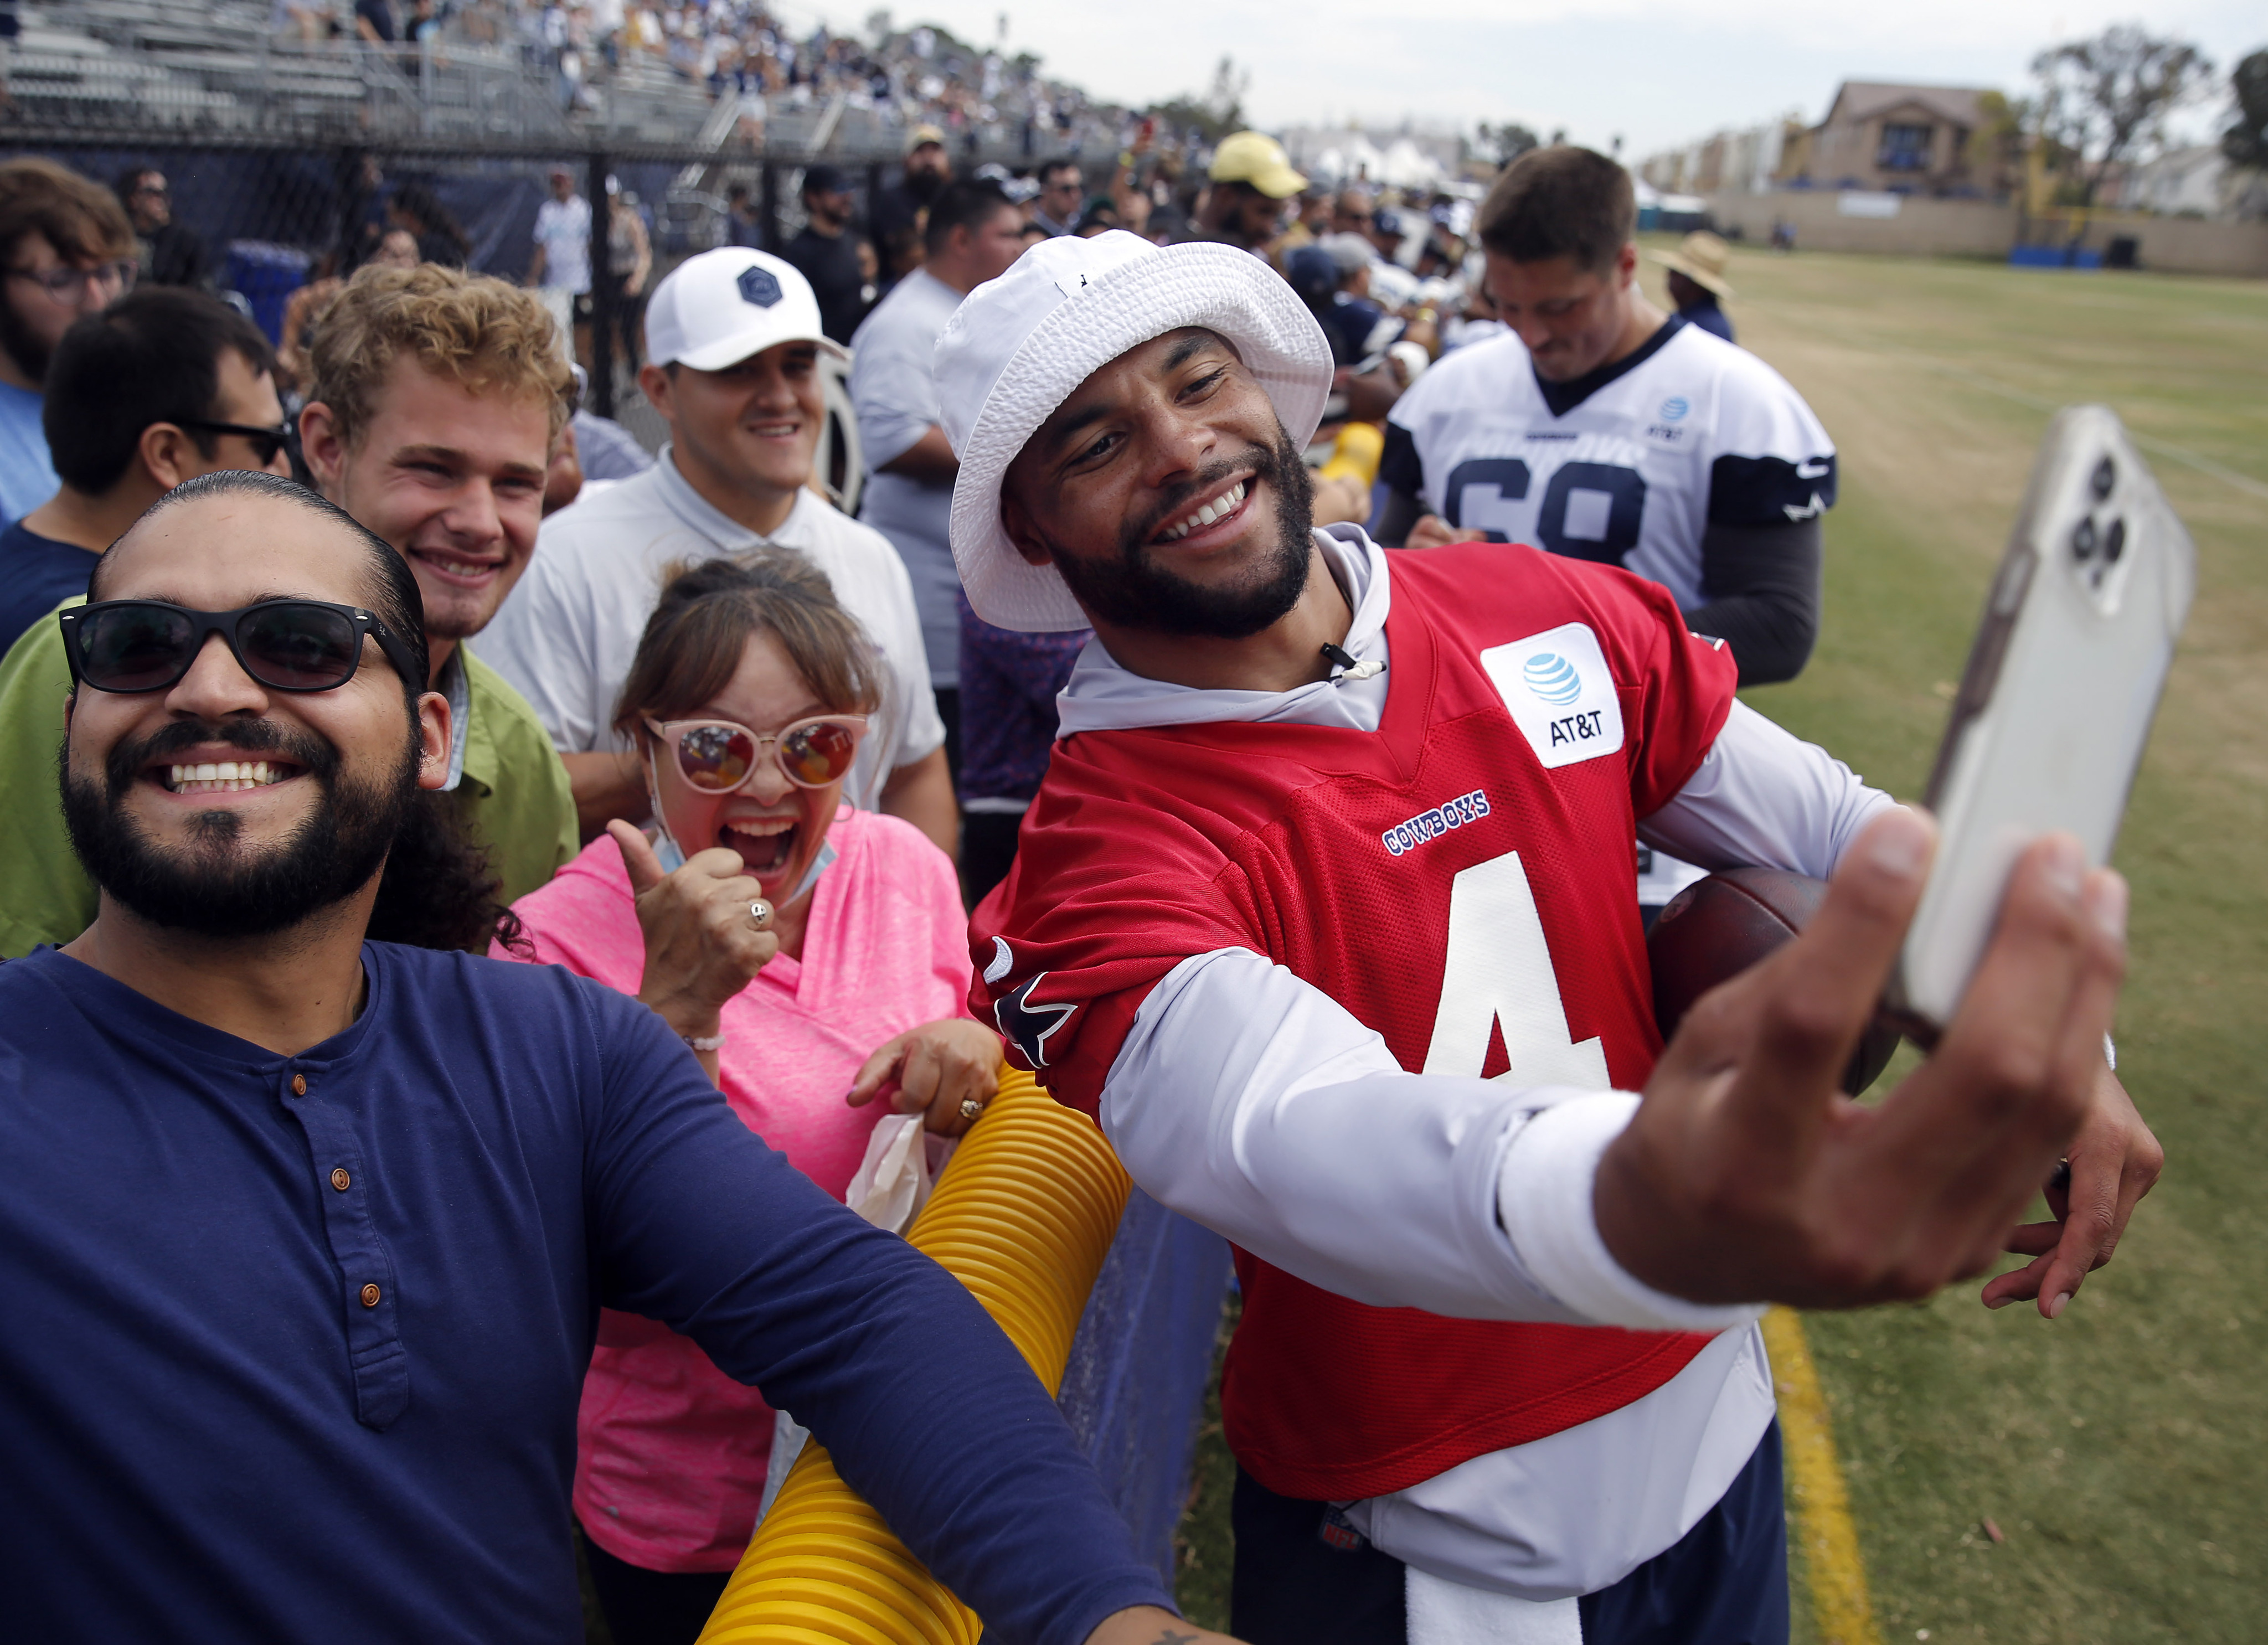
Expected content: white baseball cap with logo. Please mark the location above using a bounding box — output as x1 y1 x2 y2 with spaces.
642 247 847 371
935 230 1332 632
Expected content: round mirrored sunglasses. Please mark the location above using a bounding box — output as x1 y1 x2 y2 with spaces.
644 715 867 793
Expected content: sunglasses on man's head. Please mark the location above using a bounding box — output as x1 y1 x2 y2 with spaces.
644 715 867 793
59 600 421 695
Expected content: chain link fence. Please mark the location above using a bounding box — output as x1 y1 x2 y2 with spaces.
10 128 970 482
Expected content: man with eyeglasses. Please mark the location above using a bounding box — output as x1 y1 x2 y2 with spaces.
0 158 137 527
0 287 287 653
0 262 579 959
0 467 1215 1645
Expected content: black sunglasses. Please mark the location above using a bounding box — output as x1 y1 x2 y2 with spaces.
59 600 421 695
177 419 294 467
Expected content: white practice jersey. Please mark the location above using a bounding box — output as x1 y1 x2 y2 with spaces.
1381 318 1834 609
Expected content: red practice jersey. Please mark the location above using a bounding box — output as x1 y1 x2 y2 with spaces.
971 540 1740 1502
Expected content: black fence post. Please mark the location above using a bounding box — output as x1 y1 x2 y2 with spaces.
760 160 781 255
586 148 615 419
337 145 372 271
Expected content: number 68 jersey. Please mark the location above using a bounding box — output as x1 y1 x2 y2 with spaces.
970 539 1742 1501
1380 318 1835 609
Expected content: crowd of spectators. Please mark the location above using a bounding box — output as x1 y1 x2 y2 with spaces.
0 128 1522 907
333 0 1134 150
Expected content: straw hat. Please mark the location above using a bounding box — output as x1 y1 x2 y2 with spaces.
1646 230 1735 298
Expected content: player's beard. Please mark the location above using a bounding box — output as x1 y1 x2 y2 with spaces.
60 716 420 940
1050 422 1317 640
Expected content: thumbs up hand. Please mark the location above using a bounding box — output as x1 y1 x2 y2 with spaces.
610 819 779 1054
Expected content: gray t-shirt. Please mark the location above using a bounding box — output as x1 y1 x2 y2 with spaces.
850 269 962 689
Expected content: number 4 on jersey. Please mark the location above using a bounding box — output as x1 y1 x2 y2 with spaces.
1421 850 1610 1087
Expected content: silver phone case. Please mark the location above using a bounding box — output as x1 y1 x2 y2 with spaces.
1890 405 2195 1032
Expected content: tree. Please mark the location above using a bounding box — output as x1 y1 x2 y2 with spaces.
2030 25 2214 207
1963 89 2032 197
1476 122 1540 168
2223 49 2268 169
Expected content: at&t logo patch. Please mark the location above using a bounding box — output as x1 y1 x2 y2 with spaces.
1479 622 1625 770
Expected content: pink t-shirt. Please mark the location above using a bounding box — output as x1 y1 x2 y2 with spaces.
493 807 975 1572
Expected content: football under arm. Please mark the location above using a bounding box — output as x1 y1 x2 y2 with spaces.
1638 699 1895 881
1683 515 1823 685
1095 948 1764 1333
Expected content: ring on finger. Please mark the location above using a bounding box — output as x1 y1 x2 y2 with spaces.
748 899 773 930
958 1097 986 1121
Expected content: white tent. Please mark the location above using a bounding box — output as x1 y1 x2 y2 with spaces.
1377 138 1442 189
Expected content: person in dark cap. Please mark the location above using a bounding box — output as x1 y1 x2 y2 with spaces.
781 163 870 345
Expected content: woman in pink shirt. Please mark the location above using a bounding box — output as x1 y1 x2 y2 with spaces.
494 550 1001 1645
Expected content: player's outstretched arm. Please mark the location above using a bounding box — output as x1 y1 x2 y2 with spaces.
1596 808 2127 1310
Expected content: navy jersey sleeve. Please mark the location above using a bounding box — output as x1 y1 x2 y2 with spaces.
1378 419 1425 499
1707 452 1837 527
575 982 1169 1645
1702 345 1837 528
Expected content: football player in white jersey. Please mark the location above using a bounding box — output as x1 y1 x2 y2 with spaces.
1377 146 1833 909
1377 147 1830 693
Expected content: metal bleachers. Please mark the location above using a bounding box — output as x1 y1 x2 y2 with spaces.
4 0 712 146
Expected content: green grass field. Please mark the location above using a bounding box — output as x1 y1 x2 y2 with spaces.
1175 246 2268 1639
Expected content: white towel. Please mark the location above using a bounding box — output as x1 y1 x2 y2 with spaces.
1404 1566 1582 1645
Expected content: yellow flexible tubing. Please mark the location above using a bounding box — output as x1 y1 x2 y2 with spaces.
697 1063 1132 1645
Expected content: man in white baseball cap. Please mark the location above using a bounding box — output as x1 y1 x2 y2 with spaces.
947 232 2151 1644
481 247 955 853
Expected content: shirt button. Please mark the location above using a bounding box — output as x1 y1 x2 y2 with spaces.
291 1074 307 1097
331 1167 352 1192
360 1283 382 1308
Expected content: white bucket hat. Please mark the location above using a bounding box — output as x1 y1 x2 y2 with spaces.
645 247 846 372
935 231 1333 632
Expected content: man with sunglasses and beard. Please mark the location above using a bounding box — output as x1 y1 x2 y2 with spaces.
0 465 1222 1645
0 262 579 958
0 287 291 652
943 234 2157 1644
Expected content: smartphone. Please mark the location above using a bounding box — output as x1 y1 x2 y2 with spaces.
1890 405 2196 1033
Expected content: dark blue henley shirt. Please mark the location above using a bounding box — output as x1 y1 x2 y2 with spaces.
0 942 1170 1643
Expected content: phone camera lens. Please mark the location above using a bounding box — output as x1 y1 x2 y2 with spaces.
2091 456 2116 501
2071 517 2098 560
2104 517 2126 563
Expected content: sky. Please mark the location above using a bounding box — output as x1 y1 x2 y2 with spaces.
778 2 2263 162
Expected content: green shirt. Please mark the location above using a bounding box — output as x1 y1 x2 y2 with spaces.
0 600 577 957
